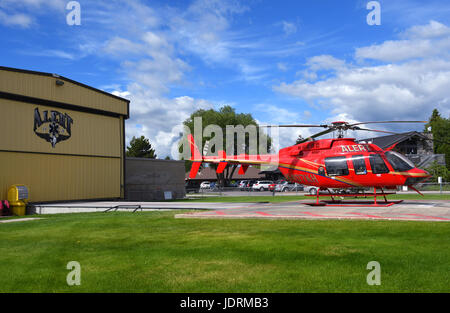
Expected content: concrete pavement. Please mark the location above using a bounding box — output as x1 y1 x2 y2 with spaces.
30 199 450 222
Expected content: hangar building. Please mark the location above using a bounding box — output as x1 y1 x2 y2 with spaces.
0 66 129 203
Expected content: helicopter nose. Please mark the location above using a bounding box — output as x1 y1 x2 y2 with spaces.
404 168 431 185
422 168 431 178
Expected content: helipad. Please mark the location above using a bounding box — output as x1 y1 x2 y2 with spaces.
30 199 450 222
175 200 450 222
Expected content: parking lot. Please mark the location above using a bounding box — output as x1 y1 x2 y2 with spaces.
188 186 450 198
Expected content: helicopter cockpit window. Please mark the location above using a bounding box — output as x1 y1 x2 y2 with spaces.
325 156 349 176
351 155 367 175
369 154 389 174
385 151 414 172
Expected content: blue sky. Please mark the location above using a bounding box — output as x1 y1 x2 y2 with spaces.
1 0 450 157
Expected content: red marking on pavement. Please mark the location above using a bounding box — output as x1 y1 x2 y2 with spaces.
215 211 226 215
403 213 450 221
299 211 327 217
255 211 273 216
348 212 385 218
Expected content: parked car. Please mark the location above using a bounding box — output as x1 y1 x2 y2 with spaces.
239 180 255 191
238 180 248 191
275 181 304 192
252 180 274 191
333 187 370 194
200 181 211 189
185 180 200 193
268 183 276 192
269 180 285 192
303 185 318 195
240 180 257 191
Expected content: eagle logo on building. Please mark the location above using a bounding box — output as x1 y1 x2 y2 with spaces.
33 108 73 148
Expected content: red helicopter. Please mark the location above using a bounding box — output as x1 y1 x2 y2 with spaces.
187 121 431 206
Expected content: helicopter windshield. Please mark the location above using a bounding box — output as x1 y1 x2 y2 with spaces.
385 151 414 172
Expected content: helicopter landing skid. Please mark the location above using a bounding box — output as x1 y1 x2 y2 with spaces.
305 199 404 207
304 187 404 207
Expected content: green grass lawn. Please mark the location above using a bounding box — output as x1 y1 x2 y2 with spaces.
1 211 449 293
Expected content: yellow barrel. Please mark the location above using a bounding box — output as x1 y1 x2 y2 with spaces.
7 185 29 216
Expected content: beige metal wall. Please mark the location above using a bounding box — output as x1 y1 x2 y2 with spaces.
0 69 128 116
0 152 121 202
0 85 126 202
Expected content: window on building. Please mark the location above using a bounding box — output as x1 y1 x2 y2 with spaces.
325 156 349 176
369 154 389 174
385 151 414 172
351 155 367 175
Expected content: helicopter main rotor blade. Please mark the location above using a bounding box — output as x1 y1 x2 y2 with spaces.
352 127 400 135
349 121 427 127
355 128 450 145
260 124 328 128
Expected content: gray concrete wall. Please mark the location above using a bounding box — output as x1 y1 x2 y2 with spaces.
125 158 186 201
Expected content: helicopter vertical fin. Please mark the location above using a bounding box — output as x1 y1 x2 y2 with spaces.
238 164 249 175
189 161 201 179
215 151 227 174
188 134 202 161
216 162 227 174
188 134 202 178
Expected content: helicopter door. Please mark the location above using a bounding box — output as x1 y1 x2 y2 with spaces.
369 154 389 174
351 155 367 175
325 156 349 176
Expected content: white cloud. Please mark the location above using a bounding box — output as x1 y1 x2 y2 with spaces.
277 63 288 72
19 49 76 59
253 105 314 151
401 20 450 39
282 21 297 35
169 0 248 64
123 85 214 158
0 0 65 28
103 37 145 56
0 0 65 10
0 10 32 28
356 21 450 62
274 20 450 132
306 55 346 71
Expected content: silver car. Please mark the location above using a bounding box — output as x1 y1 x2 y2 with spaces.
303 185 319 195
275 181 304 192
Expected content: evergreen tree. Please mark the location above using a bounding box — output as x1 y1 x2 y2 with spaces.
126 136 157 158
425 161 449 182
425 109 450 169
